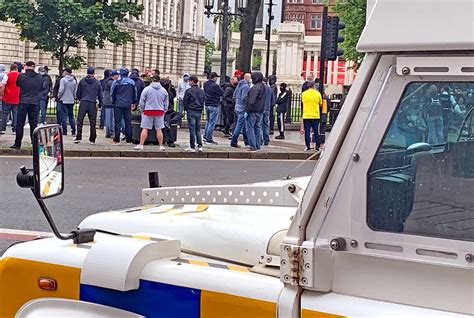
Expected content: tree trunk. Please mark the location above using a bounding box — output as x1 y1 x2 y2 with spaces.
236 0 262 73
57 48 64 77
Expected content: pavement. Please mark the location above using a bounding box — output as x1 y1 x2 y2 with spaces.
0 124 321 160
0 157 316 253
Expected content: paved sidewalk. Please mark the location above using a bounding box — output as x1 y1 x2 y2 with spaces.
0 125 321 160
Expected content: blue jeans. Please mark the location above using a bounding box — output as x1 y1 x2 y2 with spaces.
204 105 220 141
303 119 321 149
178 99 184 125
2 103 17 132
231 110 248 146
61 103 76 134
260 110 270 145
187 111 203 148
56 102 63 125
246 112 263 150
39 98 47 124
426 116 444 144
104 108 115 136
114 107 132 142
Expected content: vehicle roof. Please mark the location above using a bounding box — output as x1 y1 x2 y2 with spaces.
357 0 474 53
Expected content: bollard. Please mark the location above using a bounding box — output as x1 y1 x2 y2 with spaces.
148 172 160 188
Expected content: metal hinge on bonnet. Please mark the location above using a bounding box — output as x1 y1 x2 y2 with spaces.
280 241 314 288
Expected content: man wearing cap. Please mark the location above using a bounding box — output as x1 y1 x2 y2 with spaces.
111 67 137 144
10 61 45 150
103 70 119 138
203 72 223 144
58 67 77 136
74 67 103 144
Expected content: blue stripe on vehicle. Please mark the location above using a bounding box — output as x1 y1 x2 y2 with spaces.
80 280 201 318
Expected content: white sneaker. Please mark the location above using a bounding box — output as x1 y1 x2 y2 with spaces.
159 146 166 152
198 147 203 152
133 144 144 150
89 141 95 145
73 139 81 144
184 147 196 153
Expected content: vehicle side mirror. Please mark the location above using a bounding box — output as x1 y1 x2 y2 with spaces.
32 124 64 199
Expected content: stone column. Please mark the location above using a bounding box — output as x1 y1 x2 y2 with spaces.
275 22 305 85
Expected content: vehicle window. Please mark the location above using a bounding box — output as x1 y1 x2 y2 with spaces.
367 82 474 241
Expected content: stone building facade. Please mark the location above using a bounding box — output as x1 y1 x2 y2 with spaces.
0 0 206 80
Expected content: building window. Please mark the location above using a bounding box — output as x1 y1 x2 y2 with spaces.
367 81 474 241
285 13 305 23
312 0 323 4
287 0 303 3
310 15 322 29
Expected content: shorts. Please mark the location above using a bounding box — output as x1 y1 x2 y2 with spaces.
140 114 165 130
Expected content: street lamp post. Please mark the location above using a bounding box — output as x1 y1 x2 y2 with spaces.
265 0 275 78
205 0 247 85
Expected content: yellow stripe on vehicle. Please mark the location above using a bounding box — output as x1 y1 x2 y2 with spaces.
201 290 276 318
188 259 210 267
227 265 250 272
302 309 346 318
0 257 80 318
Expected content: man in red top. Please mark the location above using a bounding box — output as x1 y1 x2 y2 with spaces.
2 64 20 134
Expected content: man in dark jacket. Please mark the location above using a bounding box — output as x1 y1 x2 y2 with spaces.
245 72 266 151
103 70 118 138
268 75 278 134
111 67 137 144
130 69 145 101
11 61 45 149
203 72 223 144
222 76 237 137
183 75 206 152
261 78 275 146
38 66 51 125
275 83 290 139
99 70 111 129
74 67 103 144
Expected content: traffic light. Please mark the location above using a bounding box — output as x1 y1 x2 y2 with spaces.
324 16 345 61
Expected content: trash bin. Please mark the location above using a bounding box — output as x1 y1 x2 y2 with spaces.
132 113 178 145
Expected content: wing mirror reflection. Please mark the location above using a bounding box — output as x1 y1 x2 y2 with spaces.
33 124 64 199
407 142 432 153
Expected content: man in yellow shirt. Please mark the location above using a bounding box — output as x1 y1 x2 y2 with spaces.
300 81 322 151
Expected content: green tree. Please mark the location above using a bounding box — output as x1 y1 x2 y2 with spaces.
0 0 144 74
236 0 262 72
205 39 216 74
331 0 366 67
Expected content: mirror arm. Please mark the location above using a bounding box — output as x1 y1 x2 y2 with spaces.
33 191 76 241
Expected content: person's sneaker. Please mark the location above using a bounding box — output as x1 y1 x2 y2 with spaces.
248 147 258 152
198 146 203 152
73 139 81 144
269 131 274 135
184 147 196 153
134 144 144 151
159 146 166 152
7 120 12 126
224 133 232 138
89 141 95 145
304 147 313 152
0 131 5 135
72 133 76 137
111 140 120 145
275 135 285 139
10 145 20 150
105 134 111 138
167 142 176 148
205 140 218 145
230 144 241 148
12 130 16 135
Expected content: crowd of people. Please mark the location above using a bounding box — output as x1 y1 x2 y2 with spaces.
0 61 329 152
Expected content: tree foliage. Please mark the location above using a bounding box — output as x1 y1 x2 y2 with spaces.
236 0 262 72
331 0 366 67
0 0 143 74
205 39 215 74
